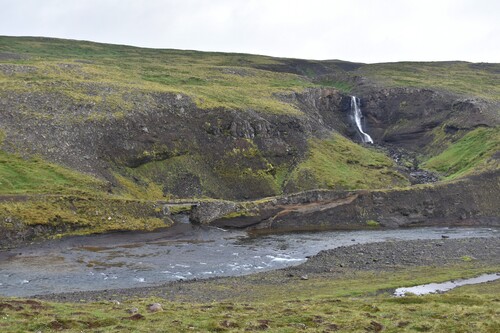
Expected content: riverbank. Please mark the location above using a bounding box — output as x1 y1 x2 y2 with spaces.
1 226 497 297
1 237 499 332
35 237 500 303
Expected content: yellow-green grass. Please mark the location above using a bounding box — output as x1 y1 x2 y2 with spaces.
423 127 500 179
358 61 500 102
0 36 322 115
0 195 169 238
0 150 105 195
0 147 173 238
112 172 166 201
285 133 409 191
0 149 171 239
0 264 498 332
2 37 499 117
120 154 238 200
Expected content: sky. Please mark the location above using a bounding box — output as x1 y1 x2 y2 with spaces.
1 0 499 63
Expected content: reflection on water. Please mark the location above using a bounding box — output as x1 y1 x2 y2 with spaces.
0 225 497 297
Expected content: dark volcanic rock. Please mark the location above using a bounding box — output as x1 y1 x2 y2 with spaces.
192 168 499 232
408 170 439 184
0 88 348 200
245 170 500 232
359 88 497 152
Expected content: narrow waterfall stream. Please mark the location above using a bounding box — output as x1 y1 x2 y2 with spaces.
351 96 373 143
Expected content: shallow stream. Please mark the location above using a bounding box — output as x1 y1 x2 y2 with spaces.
394 273 500 296
0 225 497 297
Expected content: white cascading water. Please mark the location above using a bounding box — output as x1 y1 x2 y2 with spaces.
350 96 373 144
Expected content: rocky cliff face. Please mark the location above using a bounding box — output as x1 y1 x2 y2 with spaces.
0 87 380 200
191 169 500 232
183 86 500 232
359 87 499 153
1 84 497 200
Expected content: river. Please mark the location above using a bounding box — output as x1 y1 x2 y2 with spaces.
0 225 497 297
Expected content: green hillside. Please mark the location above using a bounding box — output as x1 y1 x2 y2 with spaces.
0 36 317 114
0 36 498 240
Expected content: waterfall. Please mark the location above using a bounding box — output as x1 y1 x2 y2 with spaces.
350 96 373 144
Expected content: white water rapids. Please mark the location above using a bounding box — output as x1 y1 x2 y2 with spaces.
351 96 373 143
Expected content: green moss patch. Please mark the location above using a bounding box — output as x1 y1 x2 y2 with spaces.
366 219 380 227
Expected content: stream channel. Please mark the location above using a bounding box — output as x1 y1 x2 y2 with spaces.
0 225 498 297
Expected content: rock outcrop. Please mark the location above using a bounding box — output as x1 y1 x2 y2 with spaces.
0 88 351 199
194 170 500 232
358 88 498 153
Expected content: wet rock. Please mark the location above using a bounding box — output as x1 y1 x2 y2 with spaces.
126 307 138 314
220 320 239 328
287 238 500 273
124 313 145 320
361 87 494 152
190 201 238 224
148 303 163 312
229 120 255 139
366 321 384 332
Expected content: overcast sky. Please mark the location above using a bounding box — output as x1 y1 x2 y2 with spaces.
1 0 498 63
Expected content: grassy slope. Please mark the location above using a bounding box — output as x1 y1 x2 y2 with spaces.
0 36 320 115
357 61 500 102
0 36 498 237
0 134 167 237
123 143 283 200
0 264 498 332
0 150 104 195
423 127 500 179
0 36 413 199
286 133 409 191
